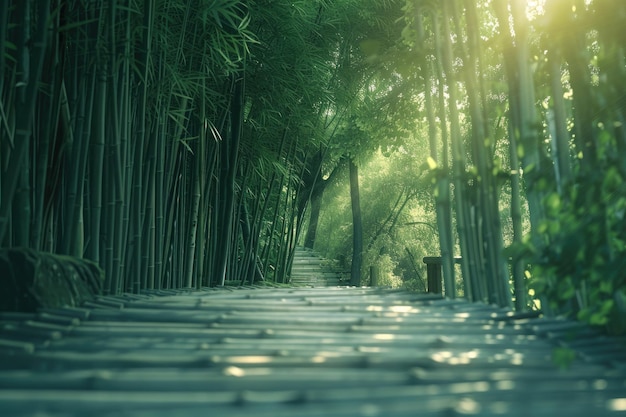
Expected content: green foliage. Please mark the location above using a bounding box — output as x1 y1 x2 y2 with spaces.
2 0 414 292
462 0 624 328
552 347 577 370
529 134 626 334
4 0 625 342
315 146 435 288
0 248 103 312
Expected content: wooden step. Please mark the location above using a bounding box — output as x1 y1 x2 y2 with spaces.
289 247 344 287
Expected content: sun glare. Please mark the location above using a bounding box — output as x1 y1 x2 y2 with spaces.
526 0 546 20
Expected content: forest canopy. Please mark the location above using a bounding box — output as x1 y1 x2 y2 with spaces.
1 0 625 334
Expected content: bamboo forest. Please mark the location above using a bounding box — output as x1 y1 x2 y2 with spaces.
1 0 625 337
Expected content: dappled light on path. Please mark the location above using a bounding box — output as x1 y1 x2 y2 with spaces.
1 286 625 416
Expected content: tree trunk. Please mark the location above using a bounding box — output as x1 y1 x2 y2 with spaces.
303 184 323 249
349 158 362 286
303 152 344 250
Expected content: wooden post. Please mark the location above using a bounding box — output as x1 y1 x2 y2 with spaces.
370 265 379 287
423 257 443 294
423 256 462 295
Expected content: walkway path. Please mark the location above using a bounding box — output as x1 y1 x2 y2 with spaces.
1 286 625 416
289 247 345 286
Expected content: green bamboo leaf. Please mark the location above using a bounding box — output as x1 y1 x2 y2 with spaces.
600 299 614 314
552 347 576 370
178 136 199 154
545 193 561 215
3 40 16 51
58 18 99 32
589 312 608 326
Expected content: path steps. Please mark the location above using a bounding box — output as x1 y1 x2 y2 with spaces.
1 286 625 416
289 246 345 287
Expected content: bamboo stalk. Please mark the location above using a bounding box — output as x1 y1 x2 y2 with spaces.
32 5 62 250
440 0 471 299
144 133 157 289
214 77 244 286
126 0 155 292
104 3 128 294
507 0 546 236
0 0 51 244
153 104 166 289
87 63 106 264
349 158 363 286
547 47 573 193
0 0 8 94
462 0 511 307
184 143 201 288
62 59 95 257
418 7 456 298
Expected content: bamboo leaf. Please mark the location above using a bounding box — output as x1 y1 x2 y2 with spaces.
58 18 99 32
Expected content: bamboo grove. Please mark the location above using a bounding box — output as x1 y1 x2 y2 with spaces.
2 0 626 333
401 0 626 333
0 0 409 292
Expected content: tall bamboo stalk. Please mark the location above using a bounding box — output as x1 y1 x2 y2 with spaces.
32 5 62 250
440 0 473 298
547 47 573 193
87 57 107 264
0 0 51 245
62 50 95 258
126 0 154 292
507 0 546 237
462 0 511 307
0 1 8 96
110 3 133 293
349 158 363 286
417 6 456 297
215 76 244 286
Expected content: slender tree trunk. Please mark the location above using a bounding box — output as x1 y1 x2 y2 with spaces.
302 151 344 250
303 187 322 249
299 148 324 249
349 158 362 286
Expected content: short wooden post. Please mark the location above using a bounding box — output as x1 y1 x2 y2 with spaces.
370 265 379 287
423 257 443 293
423 256 462 295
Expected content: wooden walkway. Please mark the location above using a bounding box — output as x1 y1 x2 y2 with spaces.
1 286 625 416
